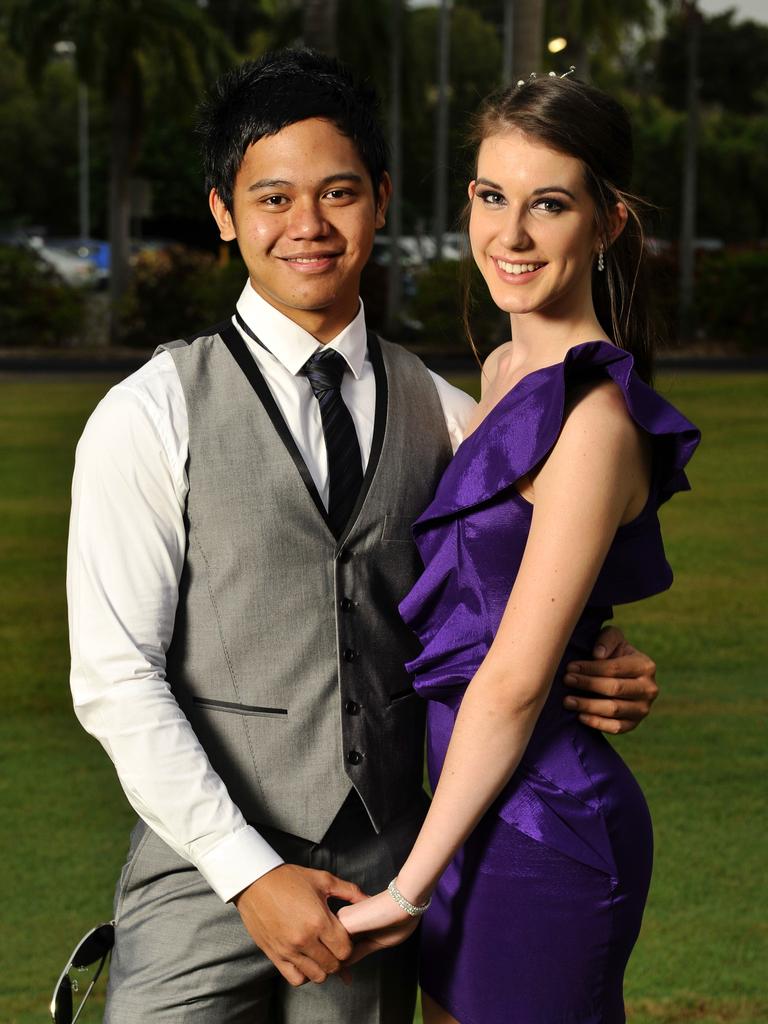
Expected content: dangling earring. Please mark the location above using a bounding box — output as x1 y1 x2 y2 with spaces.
597 245 605 272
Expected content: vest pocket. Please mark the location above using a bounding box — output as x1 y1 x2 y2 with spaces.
192 697 288 718
388 686 417 704
381 514 416 544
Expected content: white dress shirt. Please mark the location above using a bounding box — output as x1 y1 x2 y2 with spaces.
67 282 477 902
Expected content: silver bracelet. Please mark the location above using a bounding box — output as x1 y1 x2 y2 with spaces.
387 878 431 917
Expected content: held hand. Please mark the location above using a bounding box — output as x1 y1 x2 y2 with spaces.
337 891 420 966
562 626 659 735
234 864 366 986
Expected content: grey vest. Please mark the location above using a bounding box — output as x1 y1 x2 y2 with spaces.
160 324 453 843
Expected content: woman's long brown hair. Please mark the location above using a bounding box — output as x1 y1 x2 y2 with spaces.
464 76 657 384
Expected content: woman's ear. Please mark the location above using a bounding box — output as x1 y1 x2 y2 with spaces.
608 201 629 245
468 180 477 202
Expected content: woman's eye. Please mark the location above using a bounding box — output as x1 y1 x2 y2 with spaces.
533 198 565 213
477 189 505 206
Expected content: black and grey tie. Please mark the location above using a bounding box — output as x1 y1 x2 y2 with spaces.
301 349 363 538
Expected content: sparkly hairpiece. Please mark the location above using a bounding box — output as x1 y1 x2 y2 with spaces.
516 66 576 87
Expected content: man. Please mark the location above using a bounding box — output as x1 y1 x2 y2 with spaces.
67 49 659 1023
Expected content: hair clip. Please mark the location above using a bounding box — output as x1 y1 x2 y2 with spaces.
518 67 576 88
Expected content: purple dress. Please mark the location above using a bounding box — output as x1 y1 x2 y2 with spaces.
399 342 700 1024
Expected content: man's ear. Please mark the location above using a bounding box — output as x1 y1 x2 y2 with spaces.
209 188 236 241
375 172 393 230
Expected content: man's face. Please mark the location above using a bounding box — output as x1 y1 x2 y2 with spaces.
210 117 390 340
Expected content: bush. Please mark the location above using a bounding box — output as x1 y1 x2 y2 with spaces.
695 249 768 351
0 244 86 347
118 244 247 348
410 259 507 356
410 249 768 355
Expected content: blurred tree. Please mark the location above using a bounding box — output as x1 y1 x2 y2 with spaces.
302 0 337 54
657 9 768 115
513 0 545 79
545 0 656 80
458 0 545 81
204 0 300 54
338 0 391 98
0 31 110 234
10 0 232 340
402 4 501 232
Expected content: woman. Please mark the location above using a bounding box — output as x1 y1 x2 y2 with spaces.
339 74 699 1023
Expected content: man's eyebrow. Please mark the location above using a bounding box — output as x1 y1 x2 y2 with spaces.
319 172 364 187
247 172 365 192
247 178 292 191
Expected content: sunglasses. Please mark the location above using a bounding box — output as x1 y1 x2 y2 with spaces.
50 921 115 1024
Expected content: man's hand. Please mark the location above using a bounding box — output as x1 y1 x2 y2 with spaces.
562 625 659 735
234 864 366 986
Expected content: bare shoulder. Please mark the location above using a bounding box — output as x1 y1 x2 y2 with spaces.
480 341 513 397
562 379 640 448
533 378 650 517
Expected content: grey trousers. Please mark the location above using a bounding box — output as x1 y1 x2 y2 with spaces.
104 792 426 1023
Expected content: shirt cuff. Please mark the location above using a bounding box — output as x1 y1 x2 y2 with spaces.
195 826 285 902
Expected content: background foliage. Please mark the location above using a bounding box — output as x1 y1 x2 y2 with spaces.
0 0 767 350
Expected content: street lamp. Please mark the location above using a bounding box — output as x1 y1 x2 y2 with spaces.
54 40 90 242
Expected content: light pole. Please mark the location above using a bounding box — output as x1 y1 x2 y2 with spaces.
503 0 514 86
387 0 404 335
679 0 701 342
433 0 452 261
54 40 90 241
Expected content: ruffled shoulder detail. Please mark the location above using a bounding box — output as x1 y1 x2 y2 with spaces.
413 341 700 532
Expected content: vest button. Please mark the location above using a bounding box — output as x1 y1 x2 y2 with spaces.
340 597 354 612
343 648 358 662
347 750 363 765
345 700 360 715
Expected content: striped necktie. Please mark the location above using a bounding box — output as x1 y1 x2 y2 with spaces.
301 348 363 538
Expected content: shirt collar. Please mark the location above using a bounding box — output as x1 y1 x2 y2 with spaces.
235 281 368 379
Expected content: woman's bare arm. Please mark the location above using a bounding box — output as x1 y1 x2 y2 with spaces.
339 382 648 943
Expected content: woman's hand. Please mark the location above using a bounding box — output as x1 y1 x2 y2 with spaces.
337 890 420 965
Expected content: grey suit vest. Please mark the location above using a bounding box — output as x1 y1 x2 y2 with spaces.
160 325 453 843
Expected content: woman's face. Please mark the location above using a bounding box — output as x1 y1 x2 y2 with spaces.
468 130 601 320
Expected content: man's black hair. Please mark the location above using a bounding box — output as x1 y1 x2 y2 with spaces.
198 48 389 210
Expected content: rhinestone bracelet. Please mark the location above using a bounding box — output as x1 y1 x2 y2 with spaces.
387 878 432 917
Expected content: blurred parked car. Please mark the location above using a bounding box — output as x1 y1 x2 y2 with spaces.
370 236 426 268
645 236 724 255
38 237 109 286
26 236 99 288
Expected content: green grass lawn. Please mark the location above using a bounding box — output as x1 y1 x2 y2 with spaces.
1 371 765 1024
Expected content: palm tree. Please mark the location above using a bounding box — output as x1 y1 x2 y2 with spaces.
302 0 338 55
11 0 231 341
545 0 656 79
513 0 545 79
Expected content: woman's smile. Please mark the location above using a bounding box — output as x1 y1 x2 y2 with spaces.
492 258 547 281
469 130 599 320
